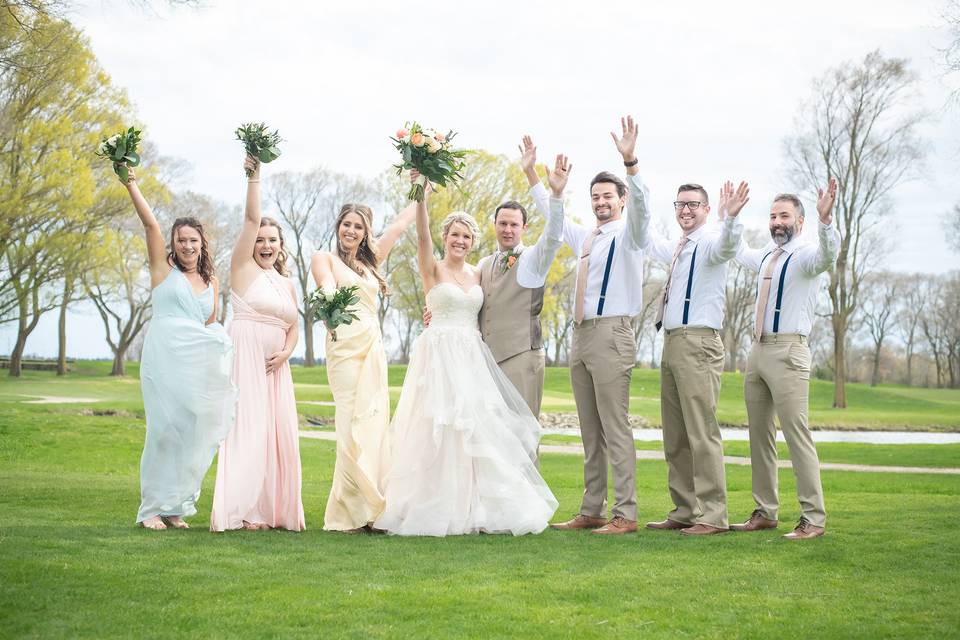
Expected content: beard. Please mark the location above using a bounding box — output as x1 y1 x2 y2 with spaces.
770 222 799 246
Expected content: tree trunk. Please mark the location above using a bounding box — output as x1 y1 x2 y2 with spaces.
870 345 882 387
302 313 315 367
57 277 71 376
111 350 126 376
832 319 847 408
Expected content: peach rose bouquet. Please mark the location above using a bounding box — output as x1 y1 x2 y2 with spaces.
391 122 467 202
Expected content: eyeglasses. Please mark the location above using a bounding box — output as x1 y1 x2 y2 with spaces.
673 201 704 211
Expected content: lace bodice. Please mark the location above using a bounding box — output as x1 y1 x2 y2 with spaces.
425 283 483 329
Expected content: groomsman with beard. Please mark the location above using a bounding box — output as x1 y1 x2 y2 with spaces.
641 180 748 535
550 116 650 535
731 180 839 540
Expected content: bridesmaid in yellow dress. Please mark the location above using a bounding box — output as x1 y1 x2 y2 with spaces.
311 201 416 532
210 155 305 532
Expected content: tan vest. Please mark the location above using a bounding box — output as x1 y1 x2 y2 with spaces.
478 251 544 363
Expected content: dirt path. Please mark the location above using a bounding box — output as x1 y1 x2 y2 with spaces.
298 430 960 475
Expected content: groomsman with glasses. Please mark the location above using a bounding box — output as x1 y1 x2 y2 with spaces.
641 180 748 535
550 116 650 535
731 179 839 540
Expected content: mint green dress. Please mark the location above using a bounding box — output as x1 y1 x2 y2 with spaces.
136 268 237 523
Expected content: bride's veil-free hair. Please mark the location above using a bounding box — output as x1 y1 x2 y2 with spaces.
440 211 480 251
334 204 389 295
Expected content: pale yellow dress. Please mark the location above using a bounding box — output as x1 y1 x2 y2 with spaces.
323 257 390 530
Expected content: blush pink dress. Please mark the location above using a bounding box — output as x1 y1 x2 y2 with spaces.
211 269 305 531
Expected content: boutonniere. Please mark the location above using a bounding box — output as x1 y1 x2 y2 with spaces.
499 247 522 273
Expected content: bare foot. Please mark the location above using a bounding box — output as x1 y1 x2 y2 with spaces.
242 521 263 531
162 516 189 529
139 516 167 530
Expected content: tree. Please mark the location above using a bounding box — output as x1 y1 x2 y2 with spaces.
896 272 927 385
945 205 960 254
721 228 766 371
859 271 900 386
785 50 925 407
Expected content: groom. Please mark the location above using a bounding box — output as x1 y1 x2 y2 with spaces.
475 138 568 419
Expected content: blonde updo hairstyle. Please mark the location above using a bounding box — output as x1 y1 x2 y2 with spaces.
440 211 480 252
335 203 389 295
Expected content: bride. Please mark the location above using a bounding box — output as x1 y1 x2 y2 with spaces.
375 166 569 536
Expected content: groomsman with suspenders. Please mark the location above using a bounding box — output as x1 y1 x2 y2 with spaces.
731 179 839 540
642 181 748 535
551 116 650 535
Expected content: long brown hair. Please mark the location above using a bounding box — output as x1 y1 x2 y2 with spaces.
335 204 388 295
168 217 214 284
259 216 290 277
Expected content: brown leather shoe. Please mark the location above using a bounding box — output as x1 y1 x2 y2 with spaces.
680 523 730 536
730 509 778 532
783 517 824 540
550 514 608 530
645 518 693 531
592 516 638 535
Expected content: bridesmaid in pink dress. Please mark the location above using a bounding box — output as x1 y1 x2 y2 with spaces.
211 155 305 532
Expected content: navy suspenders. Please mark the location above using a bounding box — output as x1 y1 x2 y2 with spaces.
681 245 698 325
772 253 793 333
757 250 792 334
596 238 616 316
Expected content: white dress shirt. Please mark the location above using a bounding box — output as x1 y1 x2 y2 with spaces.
532 174 650 320
497 182 565 289
645 217 743 330
736 221 841 336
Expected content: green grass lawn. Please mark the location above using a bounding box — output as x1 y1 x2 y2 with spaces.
3 361 959 431
2 367 960 637
1 403 959 638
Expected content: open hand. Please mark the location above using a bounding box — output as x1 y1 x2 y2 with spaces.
610 115 638 161
422 306 432 327
519 135 537 174
547 154 572 197
719 180 750 220
817 177 838 224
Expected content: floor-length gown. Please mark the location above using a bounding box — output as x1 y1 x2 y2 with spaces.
211 269 305 531
323 257 391 530
137 268 236 523
375 283 558 536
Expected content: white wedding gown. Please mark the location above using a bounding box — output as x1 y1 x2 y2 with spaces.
376 283 558 536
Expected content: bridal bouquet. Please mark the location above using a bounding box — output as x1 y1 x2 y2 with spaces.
235 122 283 177
307 285 360 342
391 122 467 202
95 126 142 183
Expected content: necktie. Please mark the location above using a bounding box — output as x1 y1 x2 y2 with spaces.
754 248 785 341
574 229 602 324
490 251 502 280
654 237 690 331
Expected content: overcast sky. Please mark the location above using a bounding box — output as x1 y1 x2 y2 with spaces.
5 0 959 359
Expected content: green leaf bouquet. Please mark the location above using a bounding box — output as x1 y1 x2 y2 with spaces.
235 122 283 177
95 126 142 183
306 285 361 342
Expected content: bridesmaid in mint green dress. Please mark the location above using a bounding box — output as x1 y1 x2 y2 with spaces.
124 168 237 530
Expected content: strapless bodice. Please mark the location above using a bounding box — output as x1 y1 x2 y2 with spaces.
425 283 483 329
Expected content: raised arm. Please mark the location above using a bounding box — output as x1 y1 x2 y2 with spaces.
701 180 747 266
232 156 261 270
124 168 170 288
611 116 650 251
798 177 840 276
376 201 417 259
517 154 570 289
412 170 438 291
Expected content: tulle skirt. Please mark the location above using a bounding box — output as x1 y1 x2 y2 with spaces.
375 325 557 536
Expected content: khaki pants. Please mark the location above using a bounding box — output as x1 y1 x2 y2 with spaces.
498 348 546 418
744 334 826 527
569 316 637 521
660 327 728 528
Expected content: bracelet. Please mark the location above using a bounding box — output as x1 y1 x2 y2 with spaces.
248 179 260 183
623 158 638 168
